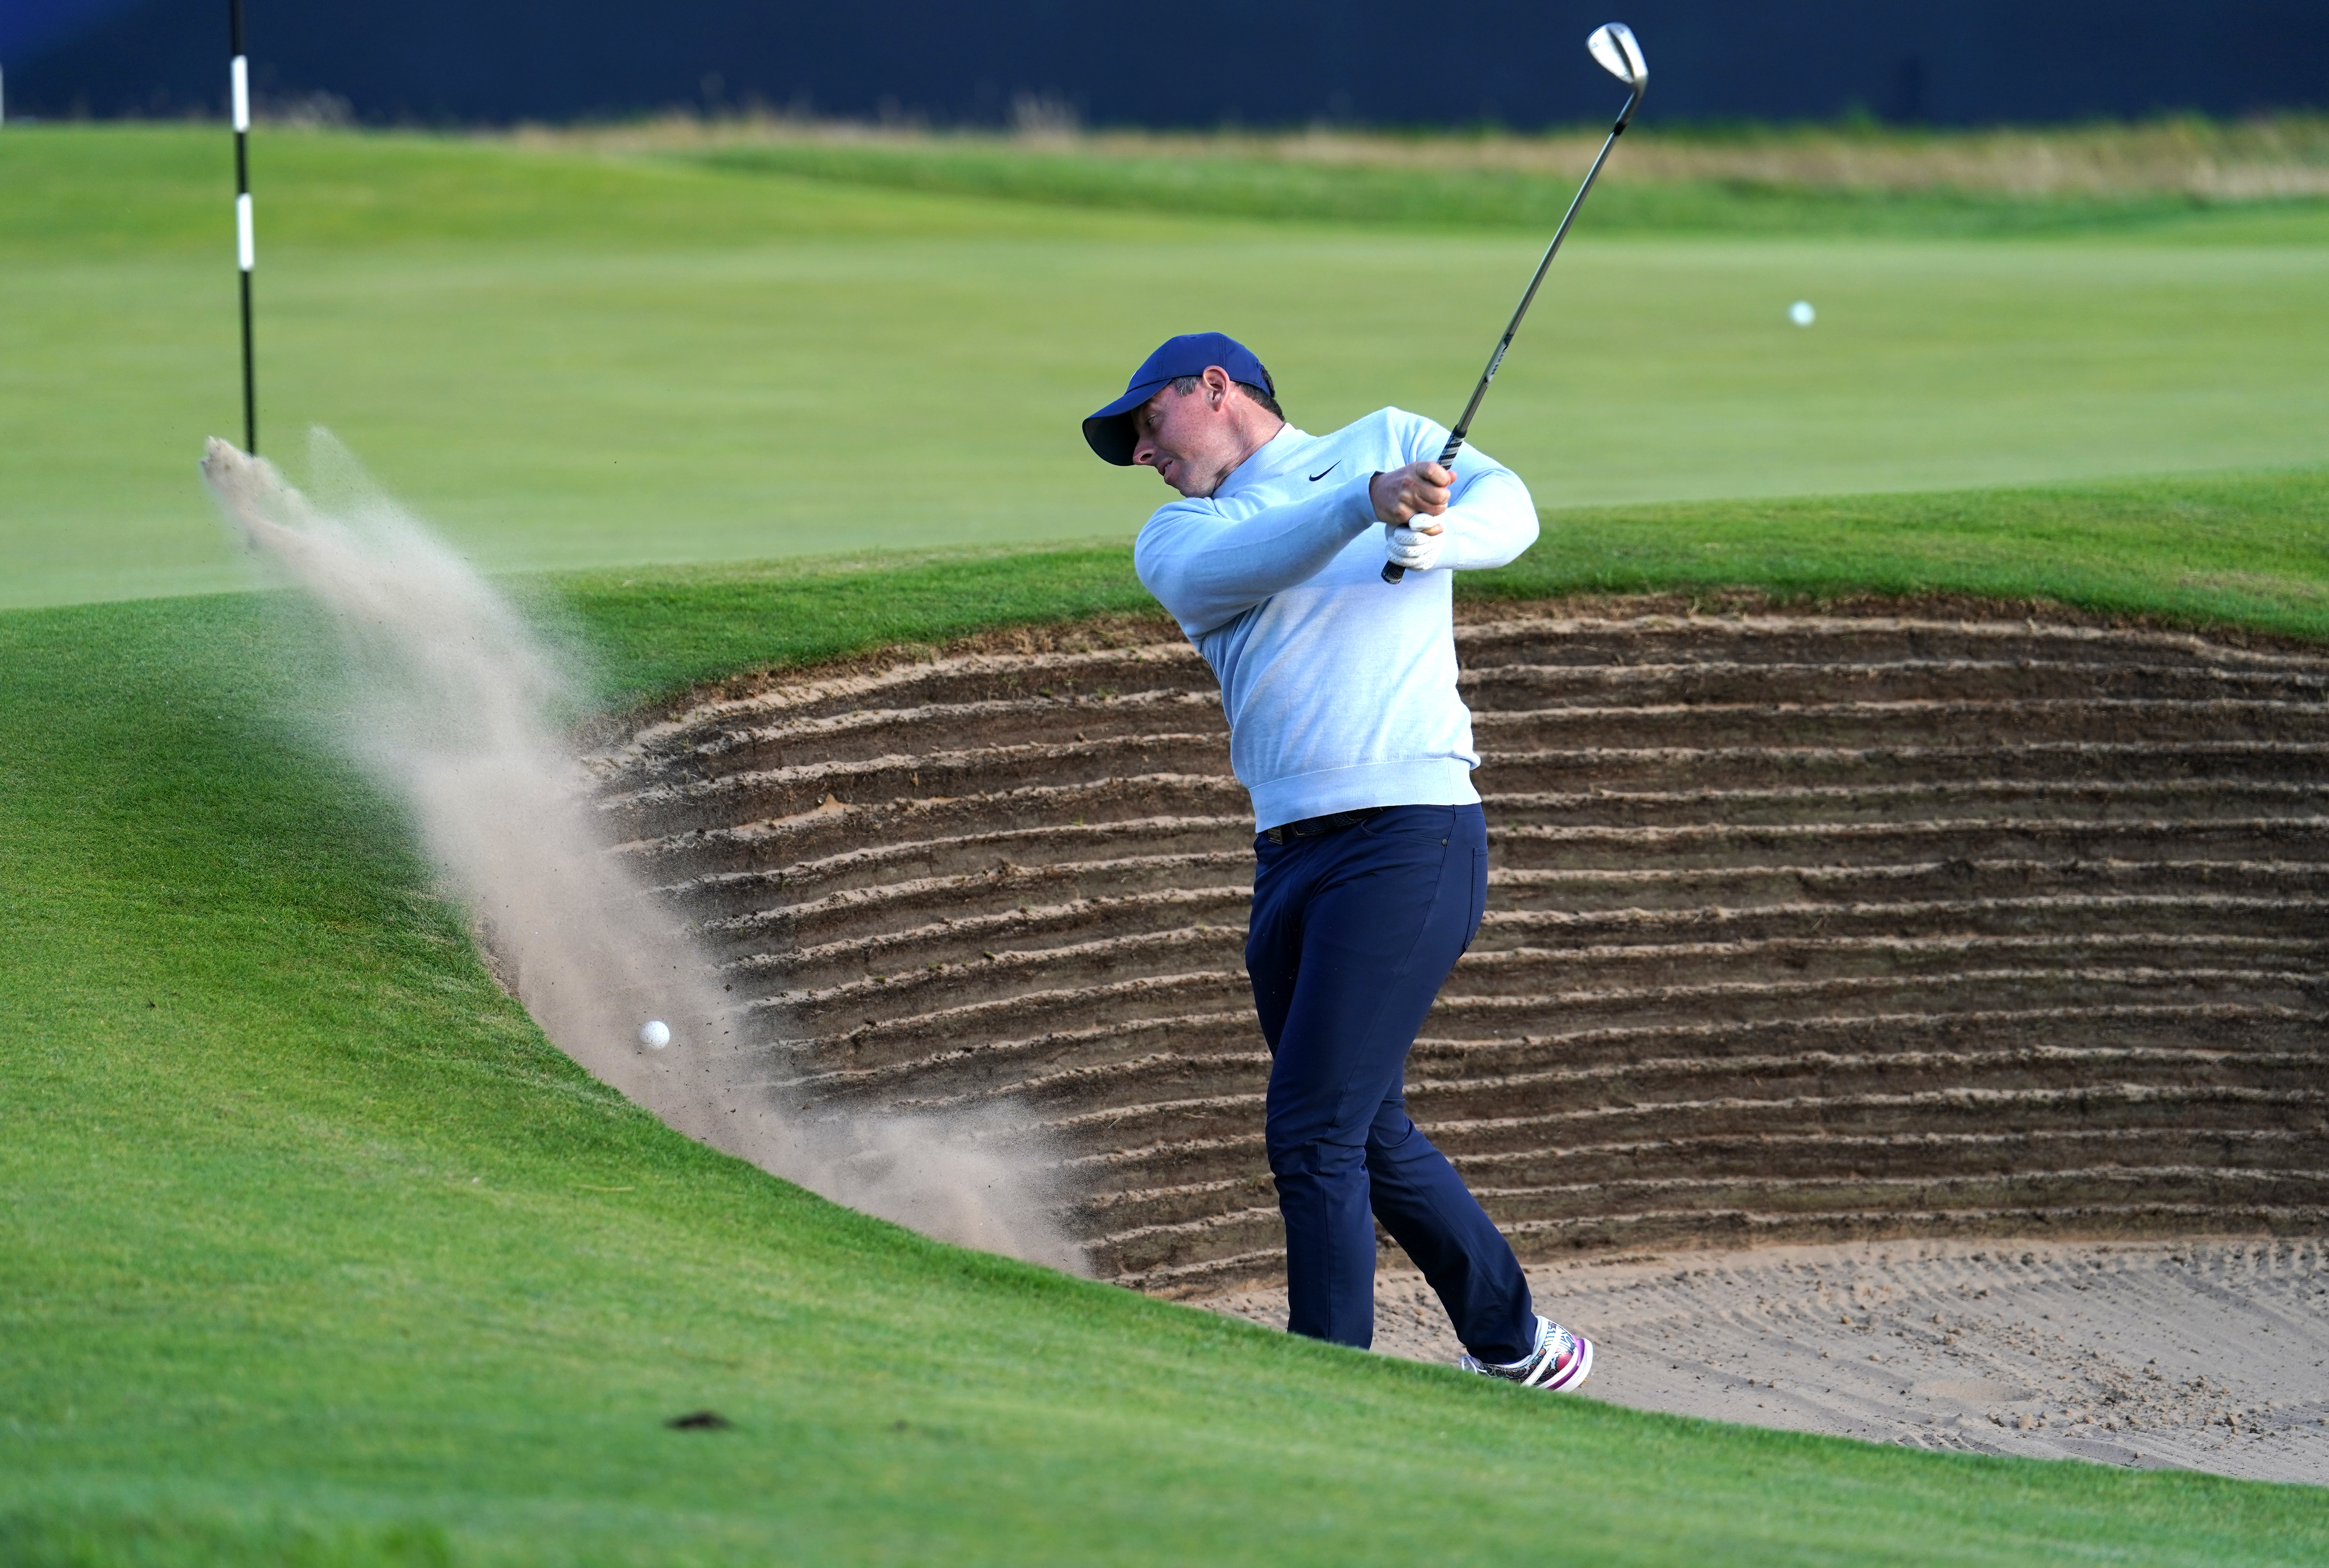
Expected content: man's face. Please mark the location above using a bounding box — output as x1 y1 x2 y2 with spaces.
1129 372 1245 499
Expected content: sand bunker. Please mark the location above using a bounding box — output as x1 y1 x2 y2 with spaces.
592 599 2329 1293
586 597 2329 1482
1205 1237 2329 1486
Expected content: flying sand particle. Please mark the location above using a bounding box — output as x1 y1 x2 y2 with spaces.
199 434 1085 1274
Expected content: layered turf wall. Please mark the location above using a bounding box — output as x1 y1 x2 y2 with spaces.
591 601 2329 1291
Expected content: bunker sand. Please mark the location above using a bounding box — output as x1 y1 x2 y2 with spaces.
596 601 2329 1491
1204 1238 2329 1487
594 598 2329 1291
590 599 2329 1490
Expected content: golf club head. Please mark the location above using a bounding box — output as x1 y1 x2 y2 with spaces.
1587 23 1648 124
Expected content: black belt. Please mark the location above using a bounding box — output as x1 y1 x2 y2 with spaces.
1263 807 1387 845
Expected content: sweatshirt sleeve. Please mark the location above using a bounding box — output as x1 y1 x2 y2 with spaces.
1435 459 1540 571
1133 475 1378 635
1393 412 1539 572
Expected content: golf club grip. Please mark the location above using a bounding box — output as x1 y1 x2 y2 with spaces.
1380 433 1470 584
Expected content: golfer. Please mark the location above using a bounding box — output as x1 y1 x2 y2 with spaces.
1085 332 1592 1391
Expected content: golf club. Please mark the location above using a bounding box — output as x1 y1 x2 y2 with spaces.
230 0 256 455
1383 20 1646 583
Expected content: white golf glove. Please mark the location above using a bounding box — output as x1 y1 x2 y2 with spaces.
1386 521 1446 574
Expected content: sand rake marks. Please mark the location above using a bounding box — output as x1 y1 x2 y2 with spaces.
589 605 2329 1290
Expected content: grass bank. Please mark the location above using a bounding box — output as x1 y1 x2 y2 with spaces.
688 132 2329 241
582 112 2329 230
555 465 2329 703
8 500 2329 1561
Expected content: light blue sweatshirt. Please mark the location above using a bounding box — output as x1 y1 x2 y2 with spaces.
1132 408 1539 830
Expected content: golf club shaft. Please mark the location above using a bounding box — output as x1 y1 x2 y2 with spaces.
231 0 256 456
1382 105 1633 584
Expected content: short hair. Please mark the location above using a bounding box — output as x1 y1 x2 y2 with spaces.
1165 372 1284 421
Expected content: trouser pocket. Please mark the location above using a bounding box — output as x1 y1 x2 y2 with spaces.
1462 845 1487 953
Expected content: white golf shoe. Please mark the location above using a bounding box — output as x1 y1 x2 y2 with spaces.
1459 1315 1594 1392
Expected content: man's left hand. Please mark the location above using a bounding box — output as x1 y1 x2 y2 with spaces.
1386 523 1446 573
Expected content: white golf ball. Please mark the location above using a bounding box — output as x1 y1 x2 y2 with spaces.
639 1019 671 1049
1789 300 1816 327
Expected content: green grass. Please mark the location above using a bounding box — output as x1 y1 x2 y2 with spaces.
546 466 2329 705
8 547 2329 1566
1483 466 2329 637
692 136 2329 241
9 113 2329 1559
6 124 2328 610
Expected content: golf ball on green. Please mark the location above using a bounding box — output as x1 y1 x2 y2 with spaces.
1789 300 1816 327
640 1019 671 1049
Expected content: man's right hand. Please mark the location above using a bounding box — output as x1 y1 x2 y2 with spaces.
1371 461 1454 529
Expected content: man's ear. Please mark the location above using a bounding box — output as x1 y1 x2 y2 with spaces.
1203 365 1233 407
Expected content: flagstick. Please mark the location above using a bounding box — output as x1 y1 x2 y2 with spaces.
231 0 256 455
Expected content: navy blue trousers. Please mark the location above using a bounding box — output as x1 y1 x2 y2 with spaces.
1247 803 1535 1364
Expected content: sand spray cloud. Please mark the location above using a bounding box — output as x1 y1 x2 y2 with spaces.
201 433 1084 1272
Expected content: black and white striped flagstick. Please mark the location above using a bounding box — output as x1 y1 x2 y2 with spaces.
230 0 257 455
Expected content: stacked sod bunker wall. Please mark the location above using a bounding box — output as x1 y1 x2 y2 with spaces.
590 604 2329 1295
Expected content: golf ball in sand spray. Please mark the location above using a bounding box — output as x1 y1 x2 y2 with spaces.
1790 300 1816 327
197 434 1085 1275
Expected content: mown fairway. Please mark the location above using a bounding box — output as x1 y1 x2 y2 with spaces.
3 124 2327 608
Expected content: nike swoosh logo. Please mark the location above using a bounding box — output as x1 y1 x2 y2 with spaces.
1308 462 1340 482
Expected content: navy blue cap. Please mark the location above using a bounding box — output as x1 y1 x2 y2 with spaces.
1082 332 1275 466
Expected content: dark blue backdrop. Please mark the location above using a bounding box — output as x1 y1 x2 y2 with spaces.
9 0 2326 127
